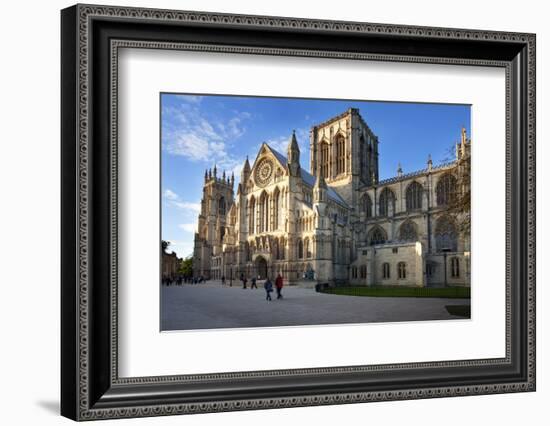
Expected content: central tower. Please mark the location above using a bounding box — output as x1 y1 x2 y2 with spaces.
309 108 379 205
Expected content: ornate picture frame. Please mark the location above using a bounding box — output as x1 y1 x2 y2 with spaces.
61 4 536 421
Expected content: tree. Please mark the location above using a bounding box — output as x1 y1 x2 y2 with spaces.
441 131 471 236
179 256 193 277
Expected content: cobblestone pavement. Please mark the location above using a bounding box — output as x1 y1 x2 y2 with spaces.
161 281 471 331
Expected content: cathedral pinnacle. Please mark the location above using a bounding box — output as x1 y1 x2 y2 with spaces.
397 162 403 177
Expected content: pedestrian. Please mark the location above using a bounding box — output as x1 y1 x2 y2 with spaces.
264 278 273 301
221 275 225 286
251 277 257 289
242 274 247 289
275 273 284 299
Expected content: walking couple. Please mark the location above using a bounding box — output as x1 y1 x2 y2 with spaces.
264 274 284 301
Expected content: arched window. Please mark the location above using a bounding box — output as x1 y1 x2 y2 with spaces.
360 265 367 279
382 263 390 279
304 238 312 258
248 196 255 234
259 191 269 233
279 237 285 260
406 181 423 211
368 226 387 246
273 238 280 260
451 257 460 277
320 141 330 178
399 220 418 242
435 215 458 252
245 242 251 262
398 262 407 279
436 174 457 206
298 239 304 259
335 134 346 175
361 193 373 218
272 188 280 231
379 187 395 216
218 196 226 216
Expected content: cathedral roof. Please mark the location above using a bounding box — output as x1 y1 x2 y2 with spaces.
377 160 456 185
267 145 348 208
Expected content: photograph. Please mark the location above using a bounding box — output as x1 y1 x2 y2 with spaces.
160 94 472 331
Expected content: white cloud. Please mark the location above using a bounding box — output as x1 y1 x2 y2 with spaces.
162 100 251 172
179 223 197 233
175 94 203 104
173 201 201 213
166 240 194 258
163 188 201 213
264 127 310 161
163 189 178 200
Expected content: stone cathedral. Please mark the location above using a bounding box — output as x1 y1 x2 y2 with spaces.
193 108 470 287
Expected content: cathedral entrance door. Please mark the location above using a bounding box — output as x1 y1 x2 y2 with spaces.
255 256 268 280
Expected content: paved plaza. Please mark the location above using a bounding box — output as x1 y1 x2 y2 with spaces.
161 281 470 331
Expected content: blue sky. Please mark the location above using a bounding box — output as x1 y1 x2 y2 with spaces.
161 94 470 258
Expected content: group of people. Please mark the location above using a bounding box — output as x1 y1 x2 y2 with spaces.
229 273 284 301
162 276 205 286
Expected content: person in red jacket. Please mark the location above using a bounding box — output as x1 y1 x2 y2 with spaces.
275 274 284 299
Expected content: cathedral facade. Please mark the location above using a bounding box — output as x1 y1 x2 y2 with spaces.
193 108 470 287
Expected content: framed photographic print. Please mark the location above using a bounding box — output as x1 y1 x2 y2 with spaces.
61 4 536 421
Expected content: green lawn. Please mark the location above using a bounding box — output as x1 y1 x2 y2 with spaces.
445 305 471 317
320 285 470 299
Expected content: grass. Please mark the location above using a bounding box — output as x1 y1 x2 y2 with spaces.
445 305 471 317
320 285 470 299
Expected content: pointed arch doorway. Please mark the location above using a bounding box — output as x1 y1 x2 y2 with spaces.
255 256 268 279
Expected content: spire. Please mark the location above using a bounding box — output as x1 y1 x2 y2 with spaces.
204 169 208 182
208 168 212 179
314 170 327 190
222 170 226 180
230 172 235 187
313 165 327 203
243 156 250 173
241 155 251 185
287 129 300 160
287 130 300 176
427 154 433 171
397 162 403 177
213 164 217 178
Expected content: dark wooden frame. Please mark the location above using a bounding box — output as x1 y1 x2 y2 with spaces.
61 4 536 421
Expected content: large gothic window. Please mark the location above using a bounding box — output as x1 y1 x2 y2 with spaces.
272 188 280 231
399 220 418 242
436 173 457 206
259 191 269 233
218 196 226 216
335 134 346 175
320 141 330 178
248 196 255 234
273 238 280 260
304 237 312 258
245 242 251 262
361 193 373 218
435 215 458 252
279 237 285 260
406 181 423 211
298 239 304 259
379 187 396 216
368 226 387 246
